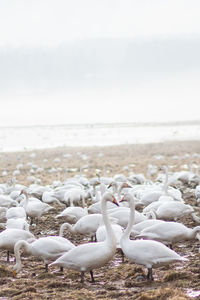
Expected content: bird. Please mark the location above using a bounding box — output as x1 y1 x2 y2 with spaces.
120 193 187 280
135 221 200 248
50 192 118 283
0 228 35 262
59 212 116 241
13 236 75 274
19 189 54 225
56 206 88 223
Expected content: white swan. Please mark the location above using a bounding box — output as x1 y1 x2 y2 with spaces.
56 206 88 223
6 218 30 231
6 206 26 220
149 202 196 221
0 228 35 262
59 212 116 241
13 236 75 274
19 190 54 224
50 192 118 283
130 219 165 237
120 193 187 280
135 221 200 248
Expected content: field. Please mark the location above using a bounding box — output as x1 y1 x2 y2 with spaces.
0 141 200 299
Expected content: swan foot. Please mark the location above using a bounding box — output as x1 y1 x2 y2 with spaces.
90 270 95 283
147 268 154 281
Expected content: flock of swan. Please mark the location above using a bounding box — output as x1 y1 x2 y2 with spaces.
0 155 200 285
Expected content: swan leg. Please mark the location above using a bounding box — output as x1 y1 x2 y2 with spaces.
90 270 95 283
147 268 153 281
45 263 48 272
94 234 97 242
120 249 125 263
60 266 63 272
7 251 10 262
81 271 85 283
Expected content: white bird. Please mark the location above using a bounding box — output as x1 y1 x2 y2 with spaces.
130 219 165 237
59 212 116 241
56 206 88 223
6 206 26 220
13 236 75 274
136 221 200 248
19 190 54 224
120 193 187 280
50 192 118 283
0 228 35 262
108 207 147 228
149 201 196 221
6 218 30 231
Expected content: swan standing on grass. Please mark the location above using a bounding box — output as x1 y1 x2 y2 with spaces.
120 193 187 280
50 192 118 283
13 236 75 274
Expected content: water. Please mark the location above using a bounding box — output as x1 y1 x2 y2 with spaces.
0 122 200 152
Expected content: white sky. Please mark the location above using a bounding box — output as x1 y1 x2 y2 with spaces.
0 0 200 126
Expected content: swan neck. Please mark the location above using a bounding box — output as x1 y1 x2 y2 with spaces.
193 226 200 237
101 196 116 248
121 197 135 241
14 240 30 272
59 223 73 236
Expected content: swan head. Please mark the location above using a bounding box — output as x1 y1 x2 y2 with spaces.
120 193 134 204
103 192 119 206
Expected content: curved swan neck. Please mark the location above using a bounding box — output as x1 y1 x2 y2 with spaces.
193 226 200 237
14 240 30 272
59 222 73 236
121 195 135 241
101 194 116 247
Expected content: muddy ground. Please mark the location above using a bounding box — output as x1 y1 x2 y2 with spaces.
0 141 200 299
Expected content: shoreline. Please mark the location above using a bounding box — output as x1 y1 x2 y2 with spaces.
0 140 200 186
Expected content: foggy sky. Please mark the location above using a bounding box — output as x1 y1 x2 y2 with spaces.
0 0 200 126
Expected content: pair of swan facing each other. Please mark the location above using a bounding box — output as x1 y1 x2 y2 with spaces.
13 193 187 283
52 193 186 282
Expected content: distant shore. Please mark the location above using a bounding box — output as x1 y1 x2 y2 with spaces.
0 140 200 186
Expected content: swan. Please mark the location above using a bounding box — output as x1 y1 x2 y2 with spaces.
56 206 88 223
13 236 75 274
50 192 118 283
130 219 165 237
6 218 30 231
42 191 62 205
19 190 54 224
135 221 200 248
120 193 187 280
6 206 26 220
149 202 196 221
0 228 35 262
108 207 147 228
59 212 117 241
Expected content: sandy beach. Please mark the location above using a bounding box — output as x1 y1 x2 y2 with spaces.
0 140 200 299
